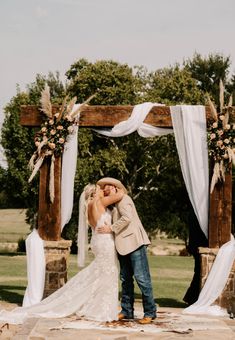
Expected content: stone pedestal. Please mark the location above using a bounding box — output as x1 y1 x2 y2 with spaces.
43 239 72 298
199 247 235 310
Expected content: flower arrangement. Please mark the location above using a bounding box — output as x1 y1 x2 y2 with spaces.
28 85 94 202
207 80 235 193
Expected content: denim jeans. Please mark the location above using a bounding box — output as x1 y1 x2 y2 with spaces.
118 245 156 318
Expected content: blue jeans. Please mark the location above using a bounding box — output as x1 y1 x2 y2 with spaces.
118 245 156 318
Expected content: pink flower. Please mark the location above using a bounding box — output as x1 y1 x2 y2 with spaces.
212 122 218 128
210 133 216 140
57 125 63 130
49 119 54 125
59 138 65 144
218 130 223 136
50 129 56 135
219 115 225 121
225 124 231 130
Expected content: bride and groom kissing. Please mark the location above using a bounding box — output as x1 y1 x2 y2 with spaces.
0 177 156 325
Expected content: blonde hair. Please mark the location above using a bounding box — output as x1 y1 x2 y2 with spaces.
83 184 96 201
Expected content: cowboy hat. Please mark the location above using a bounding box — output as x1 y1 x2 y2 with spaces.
97 177 127 194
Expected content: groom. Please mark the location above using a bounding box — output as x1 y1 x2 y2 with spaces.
97 177 156 324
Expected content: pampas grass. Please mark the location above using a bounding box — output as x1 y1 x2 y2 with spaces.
40 84 52 118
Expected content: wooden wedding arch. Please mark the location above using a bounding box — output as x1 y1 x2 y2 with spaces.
20 105 233 248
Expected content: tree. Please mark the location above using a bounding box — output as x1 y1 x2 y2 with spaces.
184 53 231 105
145 64 204 104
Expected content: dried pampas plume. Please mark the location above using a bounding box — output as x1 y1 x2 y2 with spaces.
70 94 96 119
206 94 218 121
219 79 224 113
40 84 52 118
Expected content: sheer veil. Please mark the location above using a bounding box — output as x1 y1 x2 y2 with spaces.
77 190 88 268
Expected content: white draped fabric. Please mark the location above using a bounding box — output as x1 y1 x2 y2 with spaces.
170 106 209 237
61 125 79 229
95 102 173 138
22 229 45 307
184 236 235 316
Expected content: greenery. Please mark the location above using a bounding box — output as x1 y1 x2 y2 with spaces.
0 253 194 307
1 53 235 248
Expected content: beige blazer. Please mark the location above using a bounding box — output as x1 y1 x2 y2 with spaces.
110 194 150 255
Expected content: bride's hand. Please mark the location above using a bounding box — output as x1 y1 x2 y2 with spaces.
97 224 112 234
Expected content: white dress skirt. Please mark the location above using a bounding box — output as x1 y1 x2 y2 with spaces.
0 211 119 324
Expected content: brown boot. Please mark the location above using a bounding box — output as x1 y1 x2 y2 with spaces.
138 316 156 324
118 313 133 321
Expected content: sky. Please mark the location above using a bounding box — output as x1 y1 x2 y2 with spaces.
0 0 235 166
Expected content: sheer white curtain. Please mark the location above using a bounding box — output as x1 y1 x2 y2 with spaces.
22 229 45 307
170 105 209 237
184 236 235 316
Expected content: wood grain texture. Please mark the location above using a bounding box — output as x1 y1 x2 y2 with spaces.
20 105 215 127
37 157 61 241
208 166 232 248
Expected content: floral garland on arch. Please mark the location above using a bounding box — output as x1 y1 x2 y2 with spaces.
28 85 94 203
207 80 235 193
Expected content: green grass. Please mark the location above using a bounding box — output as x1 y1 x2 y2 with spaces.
0 253 194 308
0 209 30 242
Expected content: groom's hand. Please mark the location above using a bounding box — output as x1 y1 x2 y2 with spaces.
97 225 112 233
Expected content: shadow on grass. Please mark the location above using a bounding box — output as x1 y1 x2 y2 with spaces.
0 252 26 257
156 298 187 308
133 293 187 308
0 285 25 305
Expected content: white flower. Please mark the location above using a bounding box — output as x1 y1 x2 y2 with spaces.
57 125 63 130
54 112 60 118
41 127 47 133
225 124 231 130
223 153 229 159
218 130 223 136
50 129 56 135
224 138 230 144
49 119 54 125
219 115 225 121
212 122 218 128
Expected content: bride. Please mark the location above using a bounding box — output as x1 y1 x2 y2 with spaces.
0 184 124 324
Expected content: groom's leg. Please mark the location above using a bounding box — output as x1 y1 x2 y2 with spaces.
130 245 156 318
118 253 134 318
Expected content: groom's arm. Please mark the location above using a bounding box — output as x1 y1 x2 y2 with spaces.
110 199 132 235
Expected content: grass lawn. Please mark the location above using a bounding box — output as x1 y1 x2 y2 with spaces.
0 253 194 308
0 209 30 243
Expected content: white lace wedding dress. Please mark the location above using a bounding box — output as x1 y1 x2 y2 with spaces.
0 211 119 324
